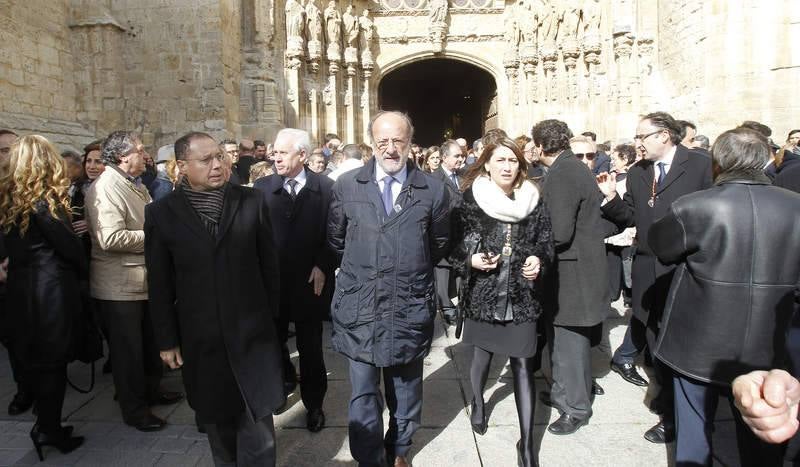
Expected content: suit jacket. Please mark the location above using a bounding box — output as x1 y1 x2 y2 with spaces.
775 162 800 194
602 145 713 323
145 183 284 423
592 151 611 175
254 170 335 320
541 150 615 327
428 166 463 266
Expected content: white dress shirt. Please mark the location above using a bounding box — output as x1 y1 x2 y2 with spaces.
283 168 308 195
375 164 408 206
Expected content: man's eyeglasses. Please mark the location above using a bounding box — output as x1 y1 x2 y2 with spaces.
376 138 408 150
574 152 596 160
633 129 665 141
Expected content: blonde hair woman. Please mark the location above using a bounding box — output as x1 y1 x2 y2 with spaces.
0 135 86 460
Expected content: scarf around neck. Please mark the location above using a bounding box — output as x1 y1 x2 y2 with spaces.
181 177 226 237
471 175 540 222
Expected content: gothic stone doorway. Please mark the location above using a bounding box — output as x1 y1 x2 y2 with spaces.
378 58 497 147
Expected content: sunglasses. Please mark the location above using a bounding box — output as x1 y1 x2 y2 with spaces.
574 152 596 160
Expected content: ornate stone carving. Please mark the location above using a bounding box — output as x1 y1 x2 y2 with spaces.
614 32 635 104
285 0 306 68
539 0 561 49
372 7 503 16
344 46 359 76
504 56 520 106
637 35 655 76
558 2 580 45
323 79 334 105
562 41 581 101
428 0 449 52
541 47 558 103
324 0 342 61
343 4 359 49
520 44 539 103
379 33 504 44
359 9 375 65
582 0 601 41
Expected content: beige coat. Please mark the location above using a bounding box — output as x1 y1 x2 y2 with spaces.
85 166 152 301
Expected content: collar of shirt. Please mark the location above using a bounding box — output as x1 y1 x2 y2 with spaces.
375 163 408 187
656 145 677 174
284 168 308 193
441 166 455 178
109 163 142 186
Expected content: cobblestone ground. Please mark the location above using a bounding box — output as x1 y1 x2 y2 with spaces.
0 299 743 466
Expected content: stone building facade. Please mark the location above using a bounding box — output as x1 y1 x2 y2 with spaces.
0 0 798 149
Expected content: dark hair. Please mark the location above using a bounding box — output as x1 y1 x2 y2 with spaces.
101 130 139 165
239 139 255 151
597 143 611 152
0 129 18 137
581 131 597 141
514 134 531 149
324 133 340 144
219 138 237 147
342 143 362 160
692 134 710 149
641 112 682 146
788 129 800 139
738 120 772 138
61 150 82 164
175 132 214 160
531 119 572 155
676 120 696 140
462 137 528 192
254 139 266 147
711 127 770 178
439 139 462 159
613 144 637 166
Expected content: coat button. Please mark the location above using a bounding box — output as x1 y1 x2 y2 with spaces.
377 272 384 278
376 314 382 321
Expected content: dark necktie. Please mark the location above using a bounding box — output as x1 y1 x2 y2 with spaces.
656 162 667 187
287 179 298 200
450 172 459 189
381 176 396 216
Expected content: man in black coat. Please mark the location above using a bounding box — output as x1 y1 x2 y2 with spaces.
328 111 450 467
598 111 713 443
648 128 800 465
427 139 465 325
145 132 283 466
254 128 333 433
534 120 612 435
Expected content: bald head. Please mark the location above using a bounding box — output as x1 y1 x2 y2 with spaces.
370 111 414 175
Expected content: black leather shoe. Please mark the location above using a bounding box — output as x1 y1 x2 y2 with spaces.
8 392 34 416
643 421 675 443
470 398 487 435
592 380 605 396
547 413 587 435
150 391 184 406
128 413 167 432
307 408 326 432
610 361 648 387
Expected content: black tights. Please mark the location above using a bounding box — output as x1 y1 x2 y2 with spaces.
470 346 538 466
28 364 67 433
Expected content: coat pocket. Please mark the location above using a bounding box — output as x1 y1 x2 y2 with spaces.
332 282 363 327
120 255 147 293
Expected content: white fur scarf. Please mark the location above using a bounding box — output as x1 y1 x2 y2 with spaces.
471 175 540 223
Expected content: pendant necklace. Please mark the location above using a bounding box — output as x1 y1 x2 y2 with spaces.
502 224 513 256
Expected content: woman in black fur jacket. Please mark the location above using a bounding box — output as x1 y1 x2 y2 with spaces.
449 137 554 467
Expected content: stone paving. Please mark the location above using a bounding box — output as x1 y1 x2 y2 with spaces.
0 299 743 466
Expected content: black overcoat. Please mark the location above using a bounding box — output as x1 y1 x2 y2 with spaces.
427 167 463 265
254 170 335 320
327 160 450 367
601 145 712 323
541 151 615 327
4 206 87 365
145 183 284 423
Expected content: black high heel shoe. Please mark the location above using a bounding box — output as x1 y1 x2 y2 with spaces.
470 398 487 435
30 425 84 461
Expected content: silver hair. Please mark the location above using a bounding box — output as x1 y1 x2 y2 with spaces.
276 128 312 156
101 130 140 165
440 139 462 159
692 134 710 150
367 110 415 144
711 128 770 176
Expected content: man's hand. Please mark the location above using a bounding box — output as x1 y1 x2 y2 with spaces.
521 256 541 281
72 219 88 235
308 266 326 296
471 253 500 272
160 347 184 370
733 369 800 444
596 172 618 201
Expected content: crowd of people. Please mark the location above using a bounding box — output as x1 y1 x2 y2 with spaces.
0 113 798 467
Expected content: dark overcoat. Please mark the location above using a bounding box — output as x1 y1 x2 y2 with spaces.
327 159 450 367
427 167 463 266
145 183 284 424
601 145 712 324
649 178 800 385
541 151 614 327
4 205 87 365
448 188 554 323
254 170 335 320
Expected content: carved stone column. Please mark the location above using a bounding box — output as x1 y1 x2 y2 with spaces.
637 35 655 109
308 88 320 141
344 46 359 142
503 55 520 107
562 39 581 101
582 36 602 97
307 40 322 74
540 46 559 103
520 45 539 105
429 22 446 53
324 46 341 136
361 60 373 143
613 32 635 108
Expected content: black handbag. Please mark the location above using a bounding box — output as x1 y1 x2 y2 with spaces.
68 289 104 393
455 233 482 339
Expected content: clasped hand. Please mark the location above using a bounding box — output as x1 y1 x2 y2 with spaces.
471 254 541 281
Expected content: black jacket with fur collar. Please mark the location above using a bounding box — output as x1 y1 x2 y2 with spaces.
448 187 554 324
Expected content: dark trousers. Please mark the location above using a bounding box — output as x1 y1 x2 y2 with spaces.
99 300 163 422
0 291 30 395
205 413 276 467
673 374 783 466
276 316 327 411
784 311 800 461
28 364 67 432
612 315 647 365
606 245 632 302
548 324 593 421
348 358 423 466
434 265 457 312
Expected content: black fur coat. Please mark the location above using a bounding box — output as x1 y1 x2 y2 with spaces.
448 187 554 324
